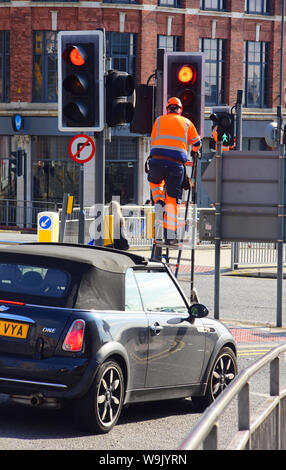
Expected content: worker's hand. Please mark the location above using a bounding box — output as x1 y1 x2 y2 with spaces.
191 149 201 159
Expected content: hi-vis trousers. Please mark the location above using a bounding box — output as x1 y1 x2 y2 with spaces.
148 159 184 239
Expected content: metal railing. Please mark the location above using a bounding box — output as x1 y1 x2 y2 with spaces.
63 204 197 247
0 199 57 229
179 343 286 450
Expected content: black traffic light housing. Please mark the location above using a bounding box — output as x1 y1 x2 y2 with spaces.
164 52 205 137
210 106 235 147
105 69 135 127
10 149 23 177
58 30 104 132
130 84 154 134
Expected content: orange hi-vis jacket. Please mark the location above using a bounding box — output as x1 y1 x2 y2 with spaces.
150 113 201 164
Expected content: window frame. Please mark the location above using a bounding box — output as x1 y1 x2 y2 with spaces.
0 31 10 103
244 40 270 108
200 0 227 11
245 0 270 15
200 37 226 106
33 31 58 103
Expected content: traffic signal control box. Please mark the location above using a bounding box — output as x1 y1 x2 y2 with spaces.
164 52 205 137
58 30 104 132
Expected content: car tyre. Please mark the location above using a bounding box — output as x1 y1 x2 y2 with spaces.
192 347 237 409
72 360 125 434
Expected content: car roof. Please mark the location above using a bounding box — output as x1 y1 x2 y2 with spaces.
0 242 148 274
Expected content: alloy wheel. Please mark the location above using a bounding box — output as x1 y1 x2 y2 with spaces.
96 363 123 428
210 351 236 400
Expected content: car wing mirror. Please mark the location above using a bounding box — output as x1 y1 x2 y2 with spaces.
188 303 209 319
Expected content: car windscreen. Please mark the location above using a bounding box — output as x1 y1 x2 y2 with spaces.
0 263 70 298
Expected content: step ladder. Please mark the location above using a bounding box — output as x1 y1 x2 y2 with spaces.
148 151 200 303
149 203 199 303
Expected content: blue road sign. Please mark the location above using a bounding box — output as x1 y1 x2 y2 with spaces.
39 215 52 230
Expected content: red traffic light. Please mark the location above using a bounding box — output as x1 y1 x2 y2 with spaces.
177 65 196 85
63 45 87 67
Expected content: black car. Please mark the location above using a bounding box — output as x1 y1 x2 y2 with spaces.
0 243 237 433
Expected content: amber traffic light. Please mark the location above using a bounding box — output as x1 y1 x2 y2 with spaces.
164 52 205 137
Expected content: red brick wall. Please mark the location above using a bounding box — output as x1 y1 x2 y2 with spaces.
3 0 285 108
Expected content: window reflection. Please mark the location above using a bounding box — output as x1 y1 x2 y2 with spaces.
134 270 188 313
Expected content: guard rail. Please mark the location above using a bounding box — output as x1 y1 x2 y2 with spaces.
179 343 286 450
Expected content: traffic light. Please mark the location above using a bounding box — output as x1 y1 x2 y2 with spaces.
105 69 135 127
10 149 23 177
164 52 205 137
130 84 154 134
58 30 104 132
210 106 235 147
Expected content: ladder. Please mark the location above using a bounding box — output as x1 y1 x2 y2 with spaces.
150 154 199 303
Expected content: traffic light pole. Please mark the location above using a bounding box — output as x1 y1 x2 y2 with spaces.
94 129 105 247
214 141 223 320
78 164 85 244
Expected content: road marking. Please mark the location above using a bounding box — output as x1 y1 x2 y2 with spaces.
238 347 272 356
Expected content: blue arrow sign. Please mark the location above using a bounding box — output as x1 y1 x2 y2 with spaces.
39 215 52 230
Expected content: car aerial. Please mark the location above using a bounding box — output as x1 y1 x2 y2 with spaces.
0 242 237 434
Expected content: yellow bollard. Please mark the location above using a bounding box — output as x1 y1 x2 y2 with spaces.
104 214 113 246
37 212 59 243
146 211 155 239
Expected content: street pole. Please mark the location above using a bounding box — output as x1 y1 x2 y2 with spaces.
94 129 105 246
78 164 85 244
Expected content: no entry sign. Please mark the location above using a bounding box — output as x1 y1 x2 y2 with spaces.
68 134 95 163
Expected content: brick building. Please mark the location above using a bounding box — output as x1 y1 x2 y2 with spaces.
0 0 284 211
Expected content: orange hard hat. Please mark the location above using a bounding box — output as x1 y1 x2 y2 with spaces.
166 97 182 109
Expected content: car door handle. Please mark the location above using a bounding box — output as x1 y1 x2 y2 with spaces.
150 322 163 335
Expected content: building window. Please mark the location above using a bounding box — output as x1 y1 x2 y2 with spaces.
245 0 270 14
32 136 80 204
106 32 137 76
158 0 182 8
200 0 227 10
33 31 57 103
200 38 226 106
105 138 138 204
157 35 181 52
244 41 269 108
0 31 10 103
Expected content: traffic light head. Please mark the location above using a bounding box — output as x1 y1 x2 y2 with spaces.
58 31 104 132
106 70 135 127
164 52 205 137
10 149 23 177
210 106 235 147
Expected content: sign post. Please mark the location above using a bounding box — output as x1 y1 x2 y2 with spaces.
69 134 95 244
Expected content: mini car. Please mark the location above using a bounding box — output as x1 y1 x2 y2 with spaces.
0 242 237 433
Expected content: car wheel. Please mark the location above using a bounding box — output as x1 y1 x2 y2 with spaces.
72 360 125 434
192 347 237 409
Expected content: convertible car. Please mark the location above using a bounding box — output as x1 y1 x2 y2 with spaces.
0 243 237 433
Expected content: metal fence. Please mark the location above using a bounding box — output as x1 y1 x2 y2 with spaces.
179 343 286 450
0 199 57 229
63 203 198 247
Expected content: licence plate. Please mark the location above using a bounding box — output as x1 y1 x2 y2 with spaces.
0 320 29 339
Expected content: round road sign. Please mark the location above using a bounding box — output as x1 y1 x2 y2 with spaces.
68 134 95 164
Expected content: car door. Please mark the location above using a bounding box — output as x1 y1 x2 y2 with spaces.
133 267 206 388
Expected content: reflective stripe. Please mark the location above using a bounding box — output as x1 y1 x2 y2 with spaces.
152 144 188 155
155 134 188 143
